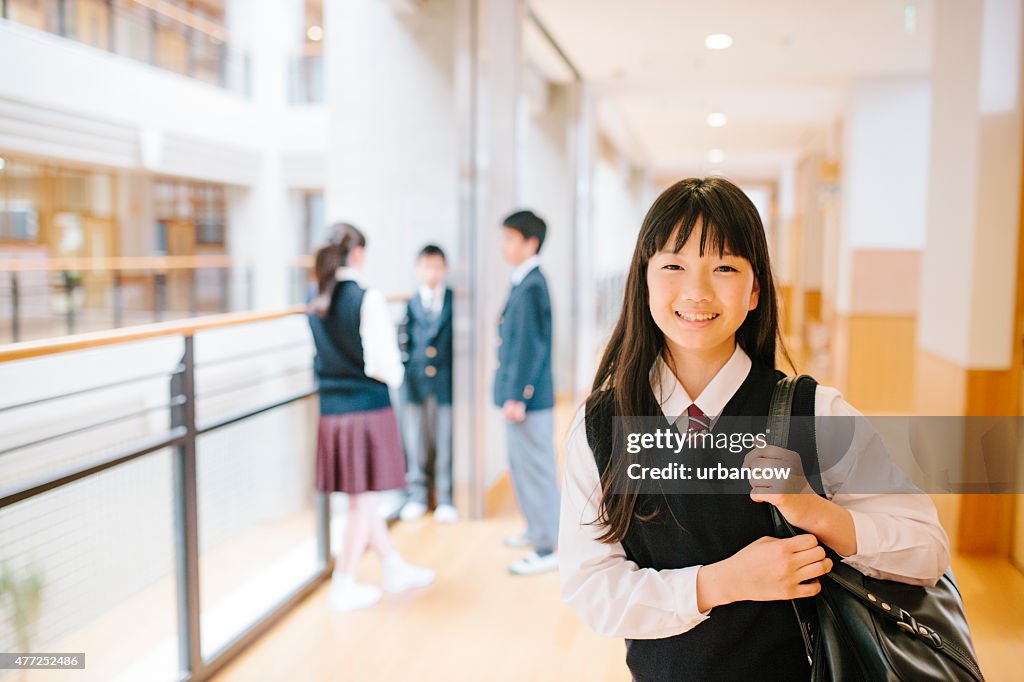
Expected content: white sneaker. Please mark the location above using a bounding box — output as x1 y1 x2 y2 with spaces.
327 575 381 612
433 504 459 524
399 501 427 522
508 551 558 576
382 556 436 593
503 533 530 548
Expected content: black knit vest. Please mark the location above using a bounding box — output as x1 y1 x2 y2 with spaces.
308 280 391 415
585 362 818 682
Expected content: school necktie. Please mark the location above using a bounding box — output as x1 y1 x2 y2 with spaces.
686 403 711 435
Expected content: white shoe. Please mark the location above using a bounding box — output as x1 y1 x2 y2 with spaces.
508 551 558 576
327 575 381 612
433 504 459 524
382 556 436 593
399 501 427 522
503 533 530 548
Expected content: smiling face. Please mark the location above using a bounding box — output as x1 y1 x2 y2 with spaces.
646 219 760 363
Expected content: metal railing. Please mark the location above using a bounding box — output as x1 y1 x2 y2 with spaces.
0 307 328 681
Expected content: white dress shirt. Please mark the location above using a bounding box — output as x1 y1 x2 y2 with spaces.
336 267 404 389
559 345 950 639
510 254 540 285
418 283 446 317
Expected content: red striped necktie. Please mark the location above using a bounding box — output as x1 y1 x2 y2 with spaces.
686 403 711 435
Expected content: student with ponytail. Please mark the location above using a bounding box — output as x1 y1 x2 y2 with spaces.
558 178 949 680
308 223 435 611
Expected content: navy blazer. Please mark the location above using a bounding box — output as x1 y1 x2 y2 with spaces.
404 287 453 405
493 267 554 411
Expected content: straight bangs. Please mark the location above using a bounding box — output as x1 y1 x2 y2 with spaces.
640 184 764 275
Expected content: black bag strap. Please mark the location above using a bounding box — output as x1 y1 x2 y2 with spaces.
766 374 823 532
766 374 820 664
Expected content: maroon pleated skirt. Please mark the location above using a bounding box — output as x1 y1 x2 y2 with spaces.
316 407 407 494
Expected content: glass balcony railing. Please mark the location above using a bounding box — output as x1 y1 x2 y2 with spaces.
0 310 326 682
0 256 315 345
288 53 324 105
1 0 251 95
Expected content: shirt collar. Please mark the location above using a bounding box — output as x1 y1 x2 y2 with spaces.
418 283 445 306
336 266 364 284
651 344 752 424
510 255 540 285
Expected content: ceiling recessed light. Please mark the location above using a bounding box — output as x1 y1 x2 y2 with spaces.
706 113 728 127
705 33 733 50
708 149 725 163
307 25 323 42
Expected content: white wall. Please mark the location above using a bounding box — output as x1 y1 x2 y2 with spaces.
585 154 648 381
522 81 574 396
592 159 645 277
918 0 1023 368
837 77 931 314
323 0 459 299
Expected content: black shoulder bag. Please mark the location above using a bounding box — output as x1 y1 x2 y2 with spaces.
768 375 985 681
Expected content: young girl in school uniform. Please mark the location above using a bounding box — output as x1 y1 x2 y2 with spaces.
309 223 435 612
558 178 950 681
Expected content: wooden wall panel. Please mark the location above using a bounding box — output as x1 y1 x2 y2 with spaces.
842 315 916 413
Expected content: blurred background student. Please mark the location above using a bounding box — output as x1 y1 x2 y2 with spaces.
495 211 560 576
308 223 436 611
399 244 457 523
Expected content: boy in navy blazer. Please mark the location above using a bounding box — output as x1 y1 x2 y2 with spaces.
399 245 457 524
494 210 559 575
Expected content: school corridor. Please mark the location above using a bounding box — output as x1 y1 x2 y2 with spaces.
1 0 1024 680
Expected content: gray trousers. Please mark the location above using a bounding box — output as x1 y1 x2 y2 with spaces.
506 408 560 554
403 395 453 506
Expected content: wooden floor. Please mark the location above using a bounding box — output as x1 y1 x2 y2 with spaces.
214 495 1024 682
215 497 628 682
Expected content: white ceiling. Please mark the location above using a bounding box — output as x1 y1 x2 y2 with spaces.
529 0 934 178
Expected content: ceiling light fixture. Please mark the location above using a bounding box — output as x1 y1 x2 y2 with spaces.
708 149 725 163
706 113 728 127
705 33 733 50
307 25 323 42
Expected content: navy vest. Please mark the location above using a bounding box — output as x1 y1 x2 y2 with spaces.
585 361 815 682
308 280 391 415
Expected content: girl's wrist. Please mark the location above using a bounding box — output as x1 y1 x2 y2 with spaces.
696 560 736 612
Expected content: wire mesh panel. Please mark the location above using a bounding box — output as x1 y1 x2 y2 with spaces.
0 449 181 682
196 398 320 659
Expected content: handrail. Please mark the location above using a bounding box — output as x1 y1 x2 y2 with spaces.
0 294 411 362
0 306 307 363
0 255 314 272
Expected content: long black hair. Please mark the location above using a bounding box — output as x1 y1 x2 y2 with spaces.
588 177 791 543
308 222 366 317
